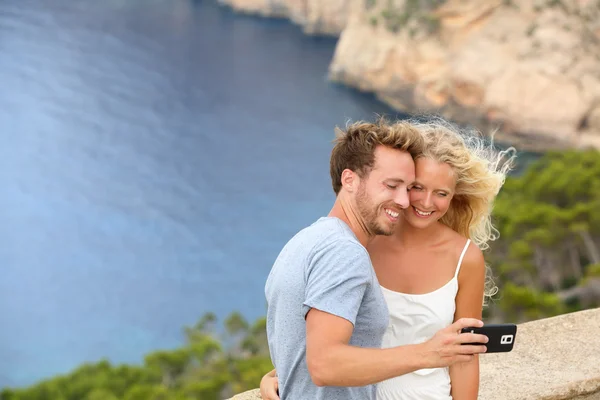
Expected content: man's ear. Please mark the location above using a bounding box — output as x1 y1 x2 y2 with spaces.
341 169 358 193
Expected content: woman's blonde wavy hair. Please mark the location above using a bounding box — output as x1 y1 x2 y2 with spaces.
409 117 517 303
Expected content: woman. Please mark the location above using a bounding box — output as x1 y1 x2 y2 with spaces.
260 118 515 400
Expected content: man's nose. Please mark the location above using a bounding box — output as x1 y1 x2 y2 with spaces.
394 189 410 209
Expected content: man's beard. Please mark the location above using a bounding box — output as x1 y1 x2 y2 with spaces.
356 182 395 236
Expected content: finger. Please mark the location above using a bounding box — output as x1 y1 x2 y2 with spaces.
456 333 488 345
451 318 484 331
270 388 281 400
261 378 279 400
457 344 487 355
262 389 273 400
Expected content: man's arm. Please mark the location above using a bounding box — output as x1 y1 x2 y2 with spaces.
450 245 486 400
306 309 488 387
303 239 488 387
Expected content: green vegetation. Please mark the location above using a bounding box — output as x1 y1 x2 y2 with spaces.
546 0 569 13
487 150 600 321
0 313 272 400
2 150 600 397
367 0 444 35
546 0 564 8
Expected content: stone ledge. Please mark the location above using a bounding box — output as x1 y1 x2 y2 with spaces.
229 308 600 400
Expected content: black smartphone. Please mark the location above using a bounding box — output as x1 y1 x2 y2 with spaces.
460 323 517 353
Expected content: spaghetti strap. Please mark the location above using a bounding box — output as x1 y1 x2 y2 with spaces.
454 239 471 279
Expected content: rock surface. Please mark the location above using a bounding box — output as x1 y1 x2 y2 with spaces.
228 308 600 400
218 0 600 150
217 0 354 35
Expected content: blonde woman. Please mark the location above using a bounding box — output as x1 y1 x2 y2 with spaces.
260 118 515 400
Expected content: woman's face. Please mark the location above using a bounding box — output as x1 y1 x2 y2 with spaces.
403 157 457 229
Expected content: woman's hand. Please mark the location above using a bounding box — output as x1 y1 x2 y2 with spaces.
259 369 280 400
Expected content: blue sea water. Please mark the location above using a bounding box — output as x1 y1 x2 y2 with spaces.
0 0 413 388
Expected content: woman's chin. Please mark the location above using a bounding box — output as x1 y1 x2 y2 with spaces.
405 214 437 229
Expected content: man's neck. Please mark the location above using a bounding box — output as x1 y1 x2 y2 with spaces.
328 194 372 247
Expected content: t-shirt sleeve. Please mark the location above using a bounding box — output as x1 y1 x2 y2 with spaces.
302 239 371 326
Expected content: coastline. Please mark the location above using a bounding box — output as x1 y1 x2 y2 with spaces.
218 0 600 152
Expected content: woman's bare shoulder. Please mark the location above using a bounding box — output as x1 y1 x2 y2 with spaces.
439 225 484 267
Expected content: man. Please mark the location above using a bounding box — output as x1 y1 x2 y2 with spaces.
265 118 488 400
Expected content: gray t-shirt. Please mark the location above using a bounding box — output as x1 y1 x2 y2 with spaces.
265 217 389 400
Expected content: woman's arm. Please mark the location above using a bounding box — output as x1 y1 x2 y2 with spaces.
260 368 280 400
450 244 486 400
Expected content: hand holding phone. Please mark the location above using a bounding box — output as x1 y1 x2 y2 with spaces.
461 323 517 353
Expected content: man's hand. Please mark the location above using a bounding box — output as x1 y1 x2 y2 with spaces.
421 318 488 367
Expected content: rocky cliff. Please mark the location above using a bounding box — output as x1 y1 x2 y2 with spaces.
228 308 600 400
218 0 600 150
217 0 353 35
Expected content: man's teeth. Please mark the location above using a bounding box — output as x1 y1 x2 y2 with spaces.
415 208 433 216
385 209 399 218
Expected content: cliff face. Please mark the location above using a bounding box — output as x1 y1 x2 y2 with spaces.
220 0 600 150
217 0 354 35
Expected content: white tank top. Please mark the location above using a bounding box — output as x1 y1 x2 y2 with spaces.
376 239 471 400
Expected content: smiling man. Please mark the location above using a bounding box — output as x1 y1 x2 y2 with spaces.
264 118 489 400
